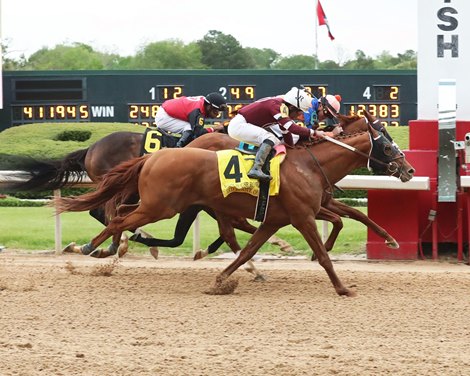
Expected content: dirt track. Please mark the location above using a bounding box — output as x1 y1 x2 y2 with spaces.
1 251 470 376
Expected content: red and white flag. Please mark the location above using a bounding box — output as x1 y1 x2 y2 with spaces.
317 0 335 41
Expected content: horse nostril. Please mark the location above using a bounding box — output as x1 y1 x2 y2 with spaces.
408 168 415 174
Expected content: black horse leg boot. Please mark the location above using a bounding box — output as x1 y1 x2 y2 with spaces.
176 130 193 148
248 140 274 181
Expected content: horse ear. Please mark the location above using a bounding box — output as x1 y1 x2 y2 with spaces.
368 122 380 139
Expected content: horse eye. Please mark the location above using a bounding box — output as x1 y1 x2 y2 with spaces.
384 145 393 156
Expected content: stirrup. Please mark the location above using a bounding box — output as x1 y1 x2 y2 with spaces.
248 168 272 181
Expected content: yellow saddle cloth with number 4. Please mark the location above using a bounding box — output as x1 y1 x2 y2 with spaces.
216 149 283 198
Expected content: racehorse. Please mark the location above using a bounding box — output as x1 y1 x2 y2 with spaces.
3 129 293 258
185 112 409 261
53 124 415 296
3 112 409 260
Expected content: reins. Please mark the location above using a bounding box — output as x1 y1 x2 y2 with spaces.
304 147 335 197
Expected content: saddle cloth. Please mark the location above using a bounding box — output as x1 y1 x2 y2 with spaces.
216 149 282 198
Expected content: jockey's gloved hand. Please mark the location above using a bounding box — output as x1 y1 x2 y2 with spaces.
331 126 343 136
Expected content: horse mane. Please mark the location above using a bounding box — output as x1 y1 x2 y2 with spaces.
294 130 367 149
337 113 362 125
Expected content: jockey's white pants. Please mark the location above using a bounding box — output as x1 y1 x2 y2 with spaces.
228 114 281 146
155 107 191 134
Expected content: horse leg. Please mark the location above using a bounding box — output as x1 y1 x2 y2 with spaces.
84 207 169 255
311 207 343 260
293 215 356 297
62 207 108 254
198 208 294 258
325 199 399 249
215 212 266 282
228 216 294 254
208 223 279 295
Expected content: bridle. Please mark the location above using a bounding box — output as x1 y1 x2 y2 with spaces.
322 132 406 179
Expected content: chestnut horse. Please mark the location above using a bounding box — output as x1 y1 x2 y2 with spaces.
185 112 410 260
54 124 415 296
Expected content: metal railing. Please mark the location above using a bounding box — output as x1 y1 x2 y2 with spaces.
0 171 431 254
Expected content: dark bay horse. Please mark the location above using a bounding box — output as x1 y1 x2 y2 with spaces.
3 130 292 257
54 125 415 296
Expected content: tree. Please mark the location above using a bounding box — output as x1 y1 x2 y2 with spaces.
197 30 253 69
244 47 280 69
1 41 28 70
342 50 375 70
272 55 318 70
129 40 205 69
25 43 105 70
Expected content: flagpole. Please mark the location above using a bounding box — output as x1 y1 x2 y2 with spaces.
315 0 319 69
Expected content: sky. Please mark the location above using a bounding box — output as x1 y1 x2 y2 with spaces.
1 0 418 63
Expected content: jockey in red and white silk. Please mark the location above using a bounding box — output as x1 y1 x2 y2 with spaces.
155 92 227 148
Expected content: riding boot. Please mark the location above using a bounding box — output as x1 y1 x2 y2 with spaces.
176 130 194 148
248 140 274 181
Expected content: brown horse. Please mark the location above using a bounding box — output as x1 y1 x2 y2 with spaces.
54 124 414 296
187 112 409 260
2 129 292 258
5 111 400 260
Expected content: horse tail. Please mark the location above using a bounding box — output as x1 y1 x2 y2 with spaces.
54 155 148 214
1 148 89 192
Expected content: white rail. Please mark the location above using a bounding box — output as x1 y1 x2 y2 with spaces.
0 171 431 254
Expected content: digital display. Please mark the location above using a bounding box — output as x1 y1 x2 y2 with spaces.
156 85 184 101
128 104 161 127
374 85 400 101
301 84 328 98
228 85 255 101
225 103 249 118
1 72 417 130
12 104 90 124
346 103 401 127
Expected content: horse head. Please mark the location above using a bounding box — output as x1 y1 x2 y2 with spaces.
367 123 415 182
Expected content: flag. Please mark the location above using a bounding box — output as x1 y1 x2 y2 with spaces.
317 0 335 41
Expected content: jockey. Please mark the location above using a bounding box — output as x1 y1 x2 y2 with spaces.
304 94 342 133
228 87 330 182
155 92 228 148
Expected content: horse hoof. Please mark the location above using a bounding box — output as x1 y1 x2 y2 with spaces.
89 248 105 258
204 278 239 295
253 274 266 282
193 250 208 261
338 288 357 297
386 239 400 249
62 242 81 254
149 247 159 260
117 234 129 257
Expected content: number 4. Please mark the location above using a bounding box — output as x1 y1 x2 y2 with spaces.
224 155 243 183
362 86 371 100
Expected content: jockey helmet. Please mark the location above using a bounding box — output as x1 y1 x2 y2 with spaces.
204 92 227 110
321 94 342 118
283 87 313 112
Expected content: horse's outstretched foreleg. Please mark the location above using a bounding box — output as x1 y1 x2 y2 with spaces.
325 199 399 249
215 212 266 282
293 215 356 297
207 223 279 294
